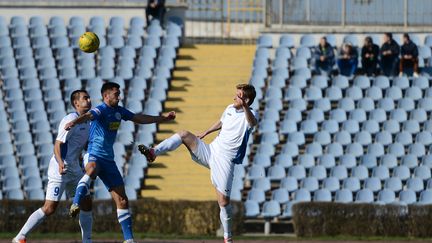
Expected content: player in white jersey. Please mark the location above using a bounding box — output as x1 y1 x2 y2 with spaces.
139 84 257 243
13 90 93 243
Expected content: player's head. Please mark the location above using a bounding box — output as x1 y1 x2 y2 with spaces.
403 33 410 44
70 89 91 112
384 32 392 43
101 82 121 107
234 84 256 108
319 37 327 47
364 36 373 46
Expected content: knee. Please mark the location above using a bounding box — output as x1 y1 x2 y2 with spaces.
177 130 191 140
218 196 231 207
42 204 56 216
117 195 129 209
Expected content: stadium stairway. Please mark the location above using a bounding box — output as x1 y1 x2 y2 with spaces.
141 44 255 200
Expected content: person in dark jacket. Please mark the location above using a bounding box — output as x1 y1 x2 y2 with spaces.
146 0 166 25
361 36 380 76
380 33 400 76
314 37 335 75
337 42 358 76
399 33 419 77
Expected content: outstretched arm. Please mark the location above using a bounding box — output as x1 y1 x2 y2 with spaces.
64 112 93 130
197 120 222 139
131 111 176 124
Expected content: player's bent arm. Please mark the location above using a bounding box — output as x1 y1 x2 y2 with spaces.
131 111 176 124
198 120 222 138
64 112 94 130
53 140 66 174
243 106 258 127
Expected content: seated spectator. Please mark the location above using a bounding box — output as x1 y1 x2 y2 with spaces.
399 33 419 77
146 0 166 25
380 33 400 76
337 42 358 76
314 37 335 75
361 36 380 76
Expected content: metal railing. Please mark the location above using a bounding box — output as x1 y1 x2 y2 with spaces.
266 0 432 27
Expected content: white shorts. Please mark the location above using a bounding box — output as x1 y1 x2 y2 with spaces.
45 158 84 201
190 138 235 196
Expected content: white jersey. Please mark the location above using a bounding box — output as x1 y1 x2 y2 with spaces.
49 112 90 178
46 112 90 201
210 104 257 163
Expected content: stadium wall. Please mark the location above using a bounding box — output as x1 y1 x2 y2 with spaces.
293 202 432 238
1 199 244 236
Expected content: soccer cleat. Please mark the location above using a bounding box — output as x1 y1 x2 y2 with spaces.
123 240 137 243
69 203 80 218
12 237 26 243
224 238 233 243
138 144 156 162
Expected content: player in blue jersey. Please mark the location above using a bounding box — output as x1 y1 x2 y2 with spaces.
139 84 257 243
64 82 175 243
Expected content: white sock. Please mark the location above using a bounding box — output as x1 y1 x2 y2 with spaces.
219 204 233 239
16 208 46 239
154 133 182 156
79 210 93 243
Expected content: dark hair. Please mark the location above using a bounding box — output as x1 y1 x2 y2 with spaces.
236 84 256 106
403 33 410 40
101 82 120 95
365 36 373 45
384 32 393 39
70 89 88 108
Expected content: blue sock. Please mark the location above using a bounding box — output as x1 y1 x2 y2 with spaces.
73 174 91 205
117 209 134 240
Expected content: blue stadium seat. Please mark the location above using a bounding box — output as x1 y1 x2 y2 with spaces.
335 189 353 203
280 177 298 192
313 189 332 202
342 177 361 192
247 189 265 204
274 154 293 168
377 189 396 204
288 165 306 180
352 165 369 181
384 177 402 192
355 189 374 203
261 200 281 218
418 190 432 205
293 188 311 202
393 165 410 181
330 165 348 180
244 200 260 217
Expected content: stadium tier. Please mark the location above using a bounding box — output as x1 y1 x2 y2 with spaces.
239 34 432 220
0 15 182 200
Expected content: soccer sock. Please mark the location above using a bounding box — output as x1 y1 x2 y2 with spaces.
219 204 233 239
16 208 46 239
154 133 182 156
117 209 134 241
73 174 92 205
79 210 93 243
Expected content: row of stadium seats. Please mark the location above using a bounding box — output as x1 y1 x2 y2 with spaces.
237 33 432 220
0 15 182 200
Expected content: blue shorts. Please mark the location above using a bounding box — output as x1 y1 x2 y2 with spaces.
88 154 124 191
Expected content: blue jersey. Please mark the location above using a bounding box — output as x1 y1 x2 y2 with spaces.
88 102 135 160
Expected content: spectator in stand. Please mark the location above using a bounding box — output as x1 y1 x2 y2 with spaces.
399 33 419 77
380 33 400 76
337 42 358 76
146 0 166 25
314 37 335 75
361 36 380 76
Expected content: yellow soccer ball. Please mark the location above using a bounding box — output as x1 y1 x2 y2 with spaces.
78 32 100 53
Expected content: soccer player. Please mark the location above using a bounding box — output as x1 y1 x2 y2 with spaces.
64 82 175 243
139 84 257 243
13 90 93 243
